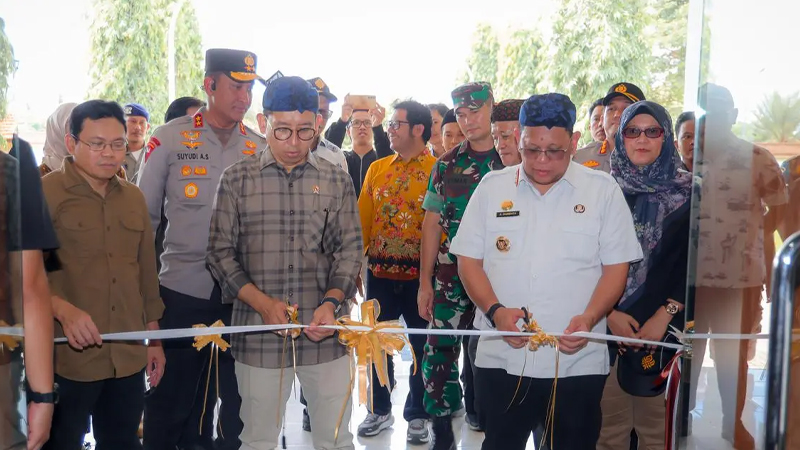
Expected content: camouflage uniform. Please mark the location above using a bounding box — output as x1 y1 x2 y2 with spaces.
421 140 503 417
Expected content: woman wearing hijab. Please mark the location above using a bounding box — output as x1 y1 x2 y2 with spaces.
39 103 77 176
596 101 692 450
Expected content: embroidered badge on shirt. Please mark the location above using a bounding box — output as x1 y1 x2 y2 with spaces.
181 130 201 141
182 141 204 151
501 200 513 211
180 165 192 176
144 136 162 163
239 122 247 136
194 166 207 176
574 204 586 214
193 114 203 128
496 236 511 252
583 160 600 168
185 182 199 199
242 140 257 155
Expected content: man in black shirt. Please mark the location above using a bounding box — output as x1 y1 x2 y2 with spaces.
5 137 59 449
324 99 393 196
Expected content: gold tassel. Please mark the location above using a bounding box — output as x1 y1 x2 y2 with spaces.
333 299 416 444
0 321 22 352
192 320 230 438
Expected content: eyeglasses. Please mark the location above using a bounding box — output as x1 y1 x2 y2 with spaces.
272 127 317 142
522 147 569 161
318 109 333 120
386 120 410 131
622 127 665 139
348 120 371 129
72 136 128 153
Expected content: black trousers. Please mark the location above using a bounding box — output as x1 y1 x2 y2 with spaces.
143 286 242 450
461 335 476 416
43 370 145 450
476 367 606 450
466 334 486 428
367 270 429 421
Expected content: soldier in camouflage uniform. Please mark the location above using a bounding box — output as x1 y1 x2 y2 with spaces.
419 82 504 450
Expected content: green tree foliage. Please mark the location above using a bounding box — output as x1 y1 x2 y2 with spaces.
87 0 203 126
647 0 689 117
0 17 15 119
547 0 652 122
498 29 545 100
753 92 800 142
460 24 500 89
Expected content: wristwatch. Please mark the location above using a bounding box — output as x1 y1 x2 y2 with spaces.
664 302 681 316
486 303 505 328
26 383 58 404
320 296 342 315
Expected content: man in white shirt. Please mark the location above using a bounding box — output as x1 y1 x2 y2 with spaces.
450 93 642 450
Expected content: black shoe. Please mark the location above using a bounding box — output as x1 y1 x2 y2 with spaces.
302 408 312 432
429 416 456 450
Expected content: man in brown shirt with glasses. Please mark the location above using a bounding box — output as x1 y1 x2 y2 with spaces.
41 100 165 450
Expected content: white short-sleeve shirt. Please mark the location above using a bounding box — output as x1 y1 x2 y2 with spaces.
313 138 349 173
450 162 642 379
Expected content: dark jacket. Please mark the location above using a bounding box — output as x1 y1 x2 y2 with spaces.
324 119 393 196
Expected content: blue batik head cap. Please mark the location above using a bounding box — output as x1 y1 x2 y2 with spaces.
519 93 577 133
262 76 319 114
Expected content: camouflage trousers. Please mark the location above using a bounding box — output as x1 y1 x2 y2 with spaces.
422 262 475 417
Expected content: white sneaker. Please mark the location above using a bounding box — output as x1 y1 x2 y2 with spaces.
357 413 394 437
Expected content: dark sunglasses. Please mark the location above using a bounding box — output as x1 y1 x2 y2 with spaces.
622 127 665 139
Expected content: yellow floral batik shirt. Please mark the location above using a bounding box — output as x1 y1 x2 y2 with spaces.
358 152 436 280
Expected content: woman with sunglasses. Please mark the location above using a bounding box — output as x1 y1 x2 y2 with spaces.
597 101 692 450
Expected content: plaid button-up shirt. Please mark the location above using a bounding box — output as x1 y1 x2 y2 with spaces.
207 147 363 369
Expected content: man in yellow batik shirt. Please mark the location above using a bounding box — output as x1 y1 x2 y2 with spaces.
356 100 437 445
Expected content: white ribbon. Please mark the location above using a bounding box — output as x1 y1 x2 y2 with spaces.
1 324 785 350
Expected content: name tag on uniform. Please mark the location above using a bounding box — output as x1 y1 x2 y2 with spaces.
496 211 520 218
446 174 471 185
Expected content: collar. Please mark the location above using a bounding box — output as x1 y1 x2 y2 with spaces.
389 149 429 165
316 137 334 151
61 156 121 191
455 139 471 157
192 107 248 136
260 146 320 171
515 161 583 191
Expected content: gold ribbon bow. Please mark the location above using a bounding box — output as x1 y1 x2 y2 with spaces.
506 312 559 449
333 299 415 443
0 321 21 352
338 299 416 406
192 320 230 438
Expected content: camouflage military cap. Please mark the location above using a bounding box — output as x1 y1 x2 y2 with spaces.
451 82 493 111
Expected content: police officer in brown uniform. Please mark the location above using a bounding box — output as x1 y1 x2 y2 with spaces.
573 83 646 173
137 48 266 450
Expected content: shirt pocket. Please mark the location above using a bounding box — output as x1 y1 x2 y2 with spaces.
176 167 214 206
57 211 101 258
559 214 602 267
302 194 335 254
118 212 145 260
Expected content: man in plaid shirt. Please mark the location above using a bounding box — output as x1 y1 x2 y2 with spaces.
207 76 363 450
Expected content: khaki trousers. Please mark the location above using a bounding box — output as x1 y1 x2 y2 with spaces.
597 364 666 450
236 356 354 450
